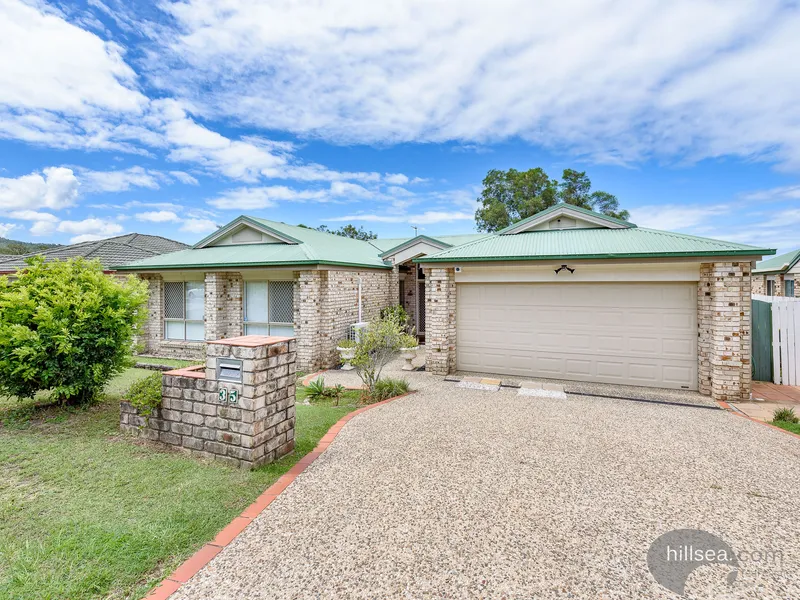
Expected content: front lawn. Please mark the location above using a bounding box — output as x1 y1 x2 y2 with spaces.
0 369 354 600
771 419 800 435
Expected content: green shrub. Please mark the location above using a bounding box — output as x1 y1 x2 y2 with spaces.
367 378 410 403
336 339 356 348
352 315 405 396
306 377 328 402
380 304 411 332
124 372 163 416
0 256 148 405
773 407 799 424
399 333 418 349
305 377 346 406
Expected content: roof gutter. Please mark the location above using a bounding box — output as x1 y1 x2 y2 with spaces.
116 259 393 271
413 249 776 264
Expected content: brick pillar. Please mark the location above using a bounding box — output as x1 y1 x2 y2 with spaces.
424 267 457 375
752 275 766 296
294 270 323 372
204 272 243 341
775 274 785 297
698 262 752 402
140 273 163 353
389 264 400 306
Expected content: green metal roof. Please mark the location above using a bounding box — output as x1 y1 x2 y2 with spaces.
118 217 391 271
415 228 775 263
497 203 635 233
369 233 485 253
753 248 800 274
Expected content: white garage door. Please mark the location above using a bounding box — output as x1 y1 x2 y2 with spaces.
457 282 697 390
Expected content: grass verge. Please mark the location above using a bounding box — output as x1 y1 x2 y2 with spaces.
771 419 800 435
0 369 354 600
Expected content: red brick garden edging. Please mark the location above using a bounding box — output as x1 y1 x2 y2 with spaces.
144 391 413 600
716 400 800 441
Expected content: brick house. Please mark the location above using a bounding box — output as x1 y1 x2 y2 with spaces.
117 216 479 374
120 207 775 402
751 248 800 298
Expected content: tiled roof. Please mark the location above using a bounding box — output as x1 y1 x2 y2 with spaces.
0 234 188 271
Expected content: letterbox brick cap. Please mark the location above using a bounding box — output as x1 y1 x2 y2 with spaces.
207 335 294 347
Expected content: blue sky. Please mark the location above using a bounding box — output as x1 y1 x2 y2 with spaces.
1 0 799 252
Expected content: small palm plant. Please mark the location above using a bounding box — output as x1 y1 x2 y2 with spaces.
773 407 798 424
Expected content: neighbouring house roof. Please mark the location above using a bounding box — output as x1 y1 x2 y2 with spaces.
119 217 394 271
753 248 800 274
0 234 189 272
369 234 486 254
415 206 774 264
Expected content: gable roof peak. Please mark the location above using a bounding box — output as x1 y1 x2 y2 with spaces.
498 204 635 235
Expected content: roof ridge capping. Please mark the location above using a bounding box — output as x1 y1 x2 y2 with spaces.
498 204 636 235
753 247 800 273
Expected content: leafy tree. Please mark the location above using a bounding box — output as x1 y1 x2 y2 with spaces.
475 168 557 232
352 312 406 398
475 167 629 232
0 257 148 405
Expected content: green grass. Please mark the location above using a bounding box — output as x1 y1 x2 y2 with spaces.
0 370 354 600
771 420 800 435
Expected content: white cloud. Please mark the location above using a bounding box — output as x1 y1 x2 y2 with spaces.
0 0 147 151
180 218 218 233
741 185 800 202
169 170 199 185
207 186 327 209
80 166 162 192
156 0 800 168
0 222 17 237
30 220 57 236
384 173 409 185
8 210 59 222
330 181 373 198
328 211 474 224
135 210 180 223
56 218 124 243
0 167 79 211
0 0 146 114
628 204 731 231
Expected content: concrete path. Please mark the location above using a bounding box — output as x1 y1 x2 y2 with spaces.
733 382 800 422
172 376 800 599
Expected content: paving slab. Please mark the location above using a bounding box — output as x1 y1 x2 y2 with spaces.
172 381 800 600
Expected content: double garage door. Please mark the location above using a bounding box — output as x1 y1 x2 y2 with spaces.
457 282 697 390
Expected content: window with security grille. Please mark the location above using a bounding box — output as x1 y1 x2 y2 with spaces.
244 280 295 336
164 281 205 340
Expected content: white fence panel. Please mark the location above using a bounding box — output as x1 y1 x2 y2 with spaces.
769 297 800 385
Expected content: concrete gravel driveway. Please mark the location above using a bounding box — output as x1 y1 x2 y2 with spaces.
172 378 800 599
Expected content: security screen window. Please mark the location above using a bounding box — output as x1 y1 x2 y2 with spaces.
164 281 205 340
244 281 295 336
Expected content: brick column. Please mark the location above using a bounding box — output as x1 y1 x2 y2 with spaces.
698 262 752 402
752 275 766 296
121 335 296 469
424 267 457 375
775 274 785 297
139 273 163 353
389 263 400 306
204 272 243 341
294 270 323 372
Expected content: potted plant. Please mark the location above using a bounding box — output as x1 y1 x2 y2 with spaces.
336 339 357 370
398 333 419 371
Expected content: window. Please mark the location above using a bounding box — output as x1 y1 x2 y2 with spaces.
767 279 775 296
164 281 205 340
787 279 796 297
244 281 294 336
